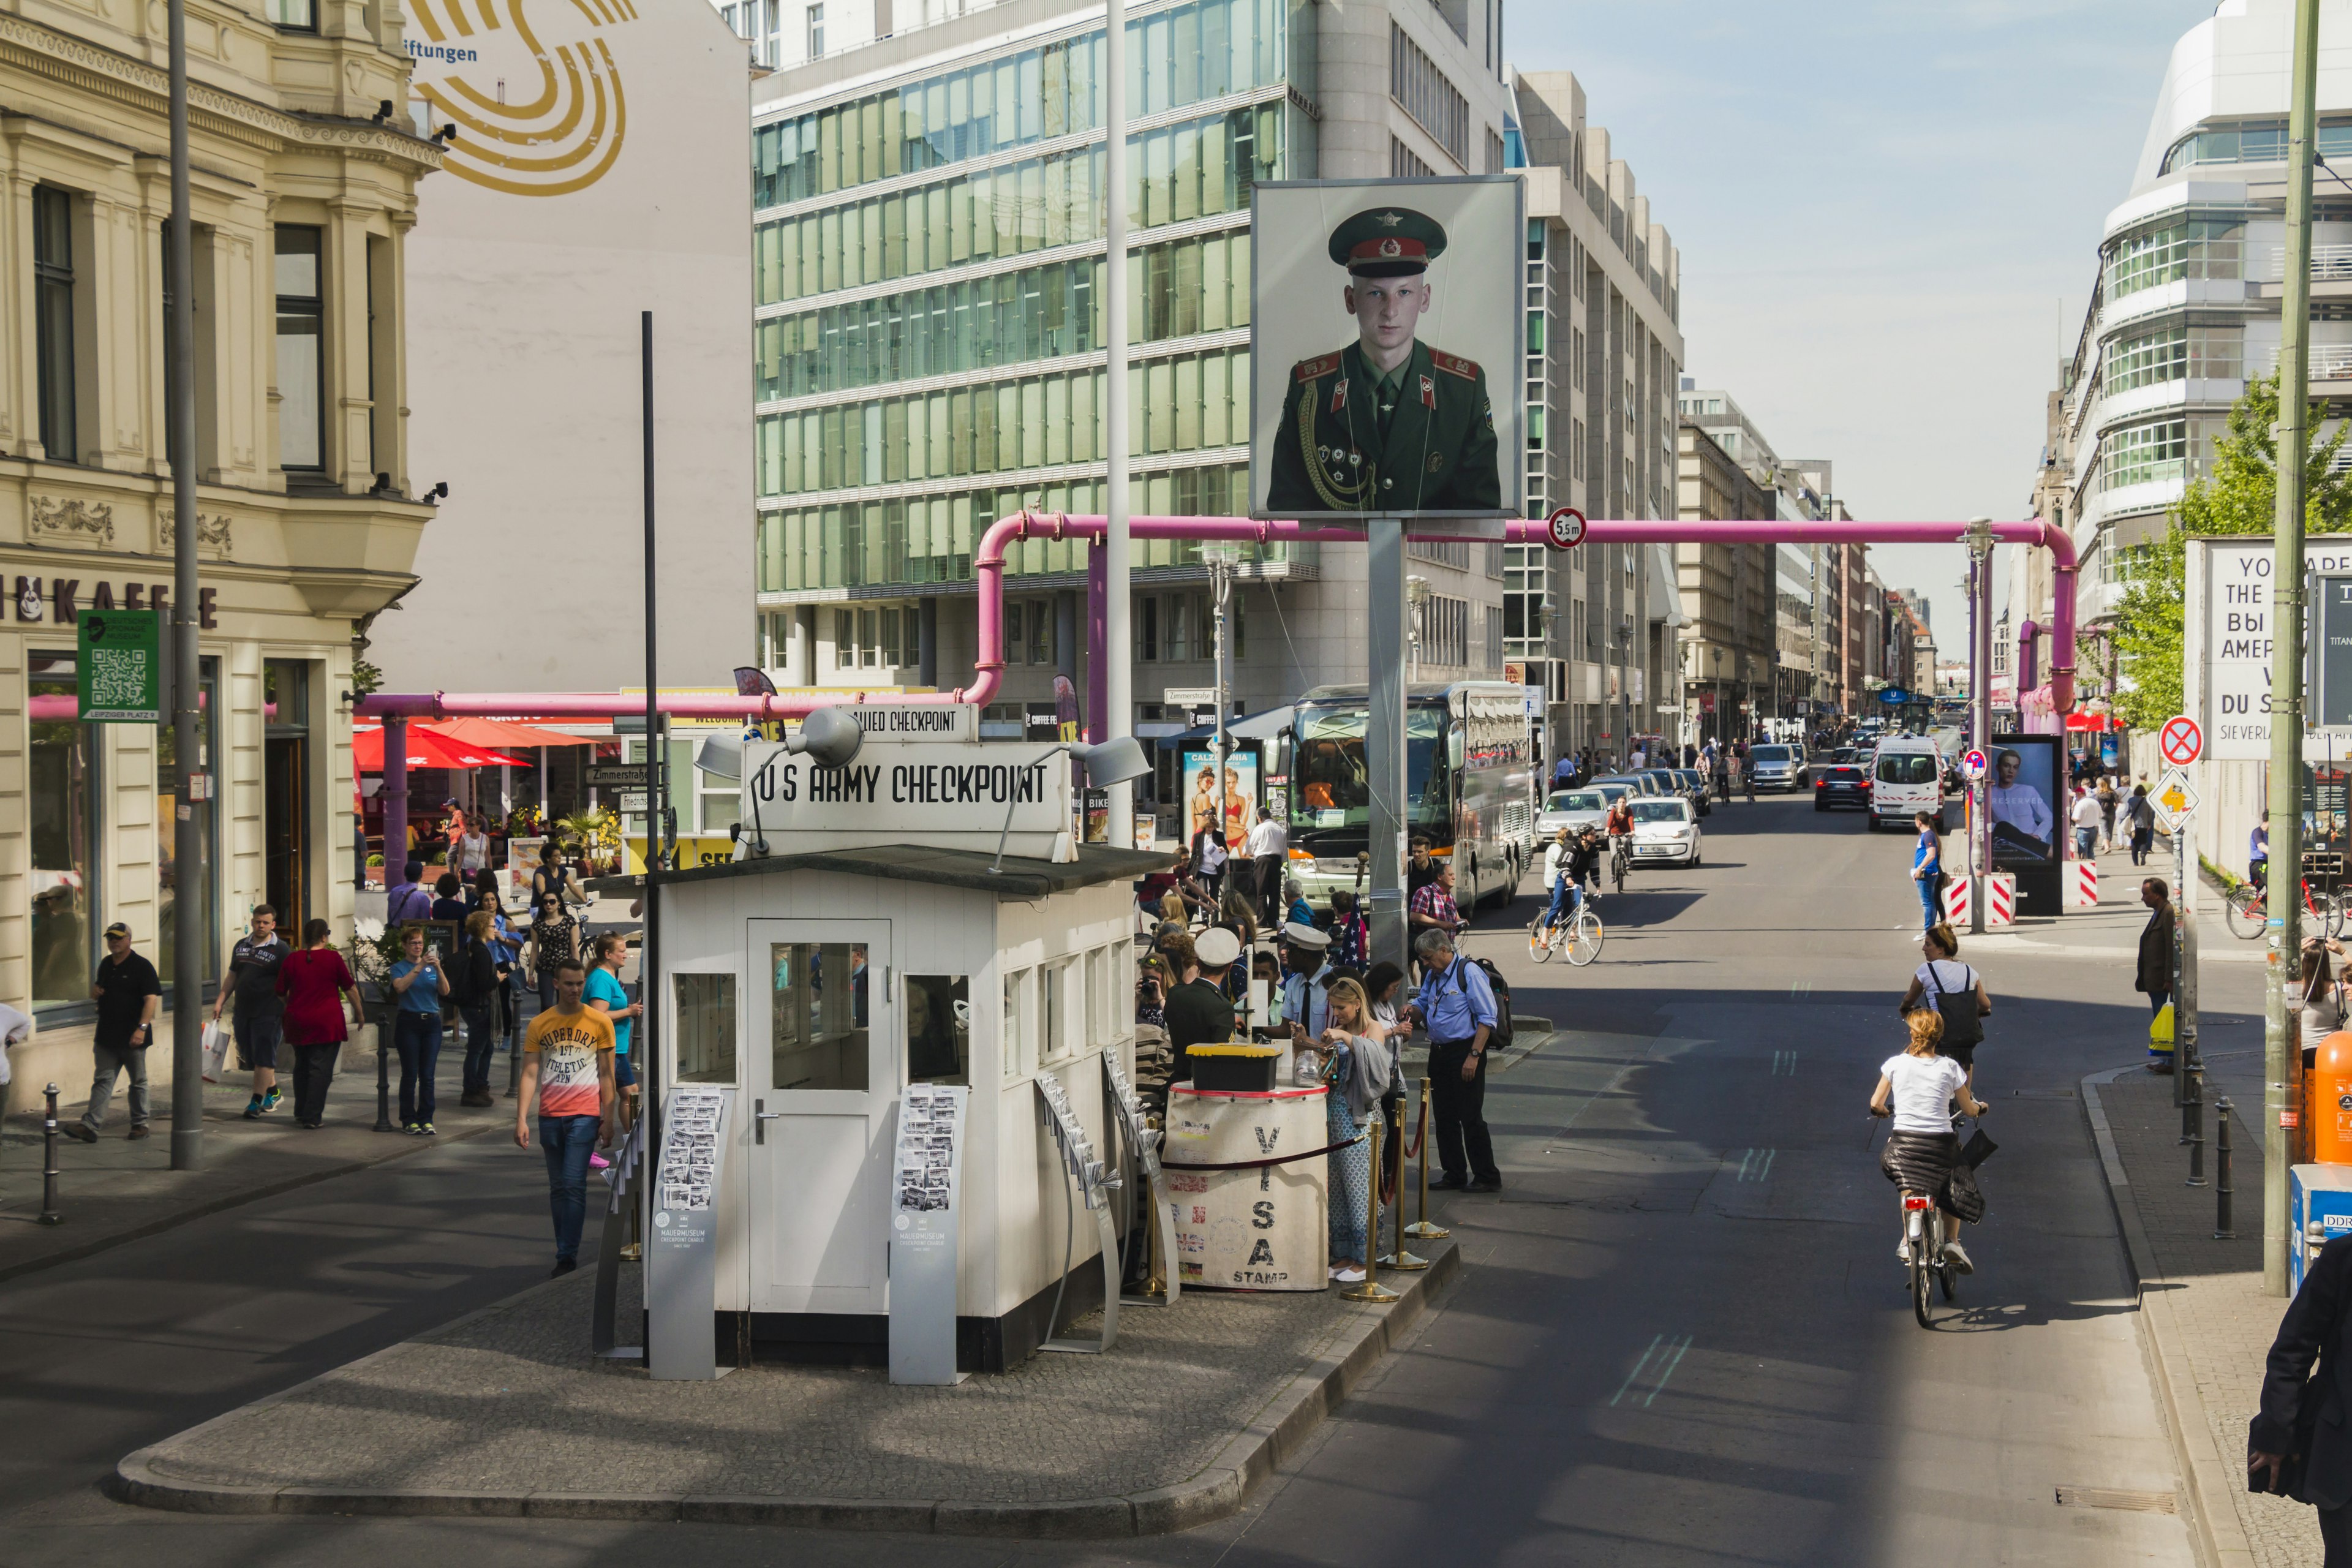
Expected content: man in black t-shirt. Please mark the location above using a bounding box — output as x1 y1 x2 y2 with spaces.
214 905 289 1118
67 922 161 1140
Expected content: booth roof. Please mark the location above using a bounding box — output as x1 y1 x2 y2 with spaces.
596 843 1171 901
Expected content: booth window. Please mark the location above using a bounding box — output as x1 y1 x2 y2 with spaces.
1042 960 1068 1063
771 941 867 1091
1001 968 1030 1079
906 974 968 1084
30 650 99 1016
675 973 737 1084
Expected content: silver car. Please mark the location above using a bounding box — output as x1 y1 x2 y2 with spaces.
1536 788 1613 840
1591 774 1661 798
1747 744 1809 792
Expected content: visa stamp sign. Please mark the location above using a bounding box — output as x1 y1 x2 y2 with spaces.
2185 538 2352 760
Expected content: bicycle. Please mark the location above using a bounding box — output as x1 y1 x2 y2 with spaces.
1609 836 1630 892
2222 875 2345 940
1528 892 1604 967
1899 1186 1957 1328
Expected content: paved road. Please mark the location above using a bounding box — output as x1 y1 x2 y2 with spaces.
1 798 2211 1565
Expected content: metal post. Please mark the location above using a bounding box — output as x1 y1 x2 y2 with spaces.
2187 1061 2207 1185
2174 827 2188 1104
2217 1095 2238 1240
1964 520 1994 935
1102 0 1133 848
640 311 662 1288
2267 0 2322 1295
39 1084 62 1226
373 1006 395 1131
1404 1077 1449 1240
1209 549 1231 887
1378 1092 1427 1271
1367 519 1409 974
1340 1114 1400 1303
166 0 203 1172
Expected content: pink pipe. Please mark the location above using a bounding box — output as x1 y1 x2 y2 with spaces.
355 512 2078 720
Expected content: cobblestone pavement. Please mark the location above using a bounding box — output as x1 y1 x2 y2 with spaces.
133 1257 1427 1506
0 1025 524 1278
2101 1060 2316 1568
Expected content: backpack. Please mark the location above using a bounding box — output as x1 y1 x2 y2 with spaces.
1467 957 1513 1053
1919 961 1983 1049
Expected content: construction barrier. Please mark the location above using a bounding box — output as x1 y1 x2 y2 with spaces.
1940 875 1970 925
1986 872 2016 928
2071 859 2099 908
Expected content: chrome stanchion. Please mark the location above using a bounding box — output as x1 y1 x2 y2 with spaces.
1341 1114 1400 1303
1403 1077 1450 1242
1378 1090 1427 1272
39 1084 63 1227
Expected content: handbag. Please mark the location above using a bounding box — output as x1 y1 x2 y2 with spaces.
1961 1125 1998 1169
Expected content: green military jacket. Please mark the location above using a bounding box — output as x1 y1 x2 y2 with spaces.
1265 339 1501 514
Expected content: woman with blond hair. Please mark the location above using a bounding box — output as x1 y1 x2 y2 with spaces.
1318 976 1393 1284
1870 1009 1987 1275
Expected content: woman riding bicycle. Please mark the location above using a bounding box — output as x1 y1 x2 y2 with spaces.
1604 794 1635 856
1898 921 1991 1092
1871 1009 1988 1275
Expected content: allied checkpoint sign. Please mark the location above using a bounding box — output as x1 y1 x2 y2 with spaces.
1248 176 1525 526
739 739 1074 860
2186 536 2352 760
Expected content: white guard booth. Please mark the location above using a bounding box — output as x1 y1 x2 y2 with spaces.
653 737 1166 1370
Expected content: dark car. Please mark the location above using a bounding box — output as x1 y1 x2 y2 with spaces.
1814 763 1871 813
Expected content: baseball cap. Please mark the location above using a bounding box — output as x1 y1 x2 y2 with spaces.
104 921 132 938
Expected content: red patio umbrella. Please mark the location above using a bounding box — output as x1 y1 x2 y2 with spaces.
353 724 526 771
424 715 597 750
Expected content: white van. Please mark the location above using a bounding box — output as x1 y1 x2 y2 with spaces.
1868 736 1950 833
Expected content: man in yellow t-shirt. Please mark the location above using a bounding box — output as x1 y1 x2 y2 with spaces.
515 957 615 1276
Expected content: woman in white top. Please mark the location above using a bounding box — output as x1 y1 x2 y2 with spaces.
2299 937 2348 1065
1871 1009 1988 1274
455 821 491 878
1896 922 1992 1089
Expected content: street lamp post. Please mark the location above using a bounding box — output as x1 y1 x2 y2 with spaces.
1204 543 1240 867
167 0 203 1171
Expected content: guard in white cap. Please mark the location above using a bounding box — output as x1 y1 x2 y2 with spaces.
1164 927 1240 1084
1193 925 1243 971
1280 921 1335 1041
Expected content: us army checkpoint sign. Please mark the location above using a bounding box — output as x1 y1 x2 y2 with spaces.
1247 176 1525 524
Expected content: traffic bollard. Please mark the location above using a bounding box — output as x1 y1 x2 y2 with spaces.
39 1083 62 1227
2186 1063 2207 1187
1378 1093 1428 1272
373 1016 396 1133
2215 1095 2237 1240
1403 1077 1450 1242
2180 1052 2198 1144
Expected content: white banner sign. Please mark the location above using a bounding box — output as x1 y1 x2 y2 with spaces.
2188 538 2352 760
844 704 974 743
740 740 1072 859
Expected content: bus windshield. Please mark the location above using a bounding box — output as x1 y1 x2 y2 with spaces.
1291 704 1449 830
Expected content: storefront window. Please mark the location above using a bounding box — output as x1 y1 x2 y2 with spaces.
156 657 219 989
29 651 98 1014
674 972 737 1084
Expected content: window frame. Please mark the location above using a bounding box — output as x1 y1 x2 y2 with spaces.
274 225 327 473
33 185 77 464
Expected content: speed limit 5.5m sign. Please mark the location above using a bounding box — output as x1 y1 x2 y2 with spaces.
2160 715 2203 767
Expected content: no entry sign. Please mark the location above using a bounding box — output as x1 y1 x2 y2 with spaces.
1545 507 1587 551
2160 715 2203 767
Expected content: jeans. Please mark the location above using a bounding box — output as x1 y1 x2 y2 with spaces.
538 971 559 1015
2075 827 2098 859
290 1041 339 1124
84 1042 149 1129
392 1009 443 1125
1428 1039 1499 1185
540 1114 602 1264
1917 875 1942 930
460 1003 497 1095
1544 878 1579 930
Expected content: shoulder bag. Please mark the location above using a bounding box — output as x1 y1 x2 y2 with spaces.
1923 962 1984 1049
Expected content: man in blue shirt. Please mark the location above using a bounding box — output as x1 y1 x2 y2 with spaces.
1409 927 1501 1191
1279 922 1333 1042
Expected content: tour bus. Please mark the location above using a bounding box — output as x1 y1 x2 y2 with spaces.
1283 681 1540 910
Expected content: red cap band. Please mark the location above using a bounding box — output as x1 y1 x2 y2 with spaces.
1348 237 1428 265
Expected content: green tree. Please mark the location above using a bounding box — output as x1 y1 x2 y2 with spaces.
2112 372 2352 729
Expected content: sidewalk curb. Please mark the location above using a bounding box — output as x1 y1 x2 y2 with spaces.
2081 1065 2260 1568
107 1237 1463 1536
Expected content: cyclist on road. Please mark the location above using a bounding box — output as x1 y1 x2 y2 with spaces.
1538 829 1575 935
1871 1009 1988 1274
1537 826 1603 937
1603 795 1636 881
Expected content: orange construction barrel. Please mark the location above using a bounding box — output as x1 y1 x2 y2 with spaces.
2314 1031 2352 1167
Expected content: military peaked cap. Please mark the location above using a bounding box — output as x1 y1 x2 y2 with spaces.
1328 206 1449 277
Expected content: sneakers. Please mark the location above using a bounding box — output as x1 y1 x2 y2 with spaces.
64 1122 97 1143
403 1122 424 1136
1943 1242 1974 1275
551 1258 579 1278
1332 1265 1366 1284
1896 1239 1912 1264
127 1125 150 1140
589 1153 611 1170
243 1098 265 1120
419 1122 437 1136
262 1088 283 1113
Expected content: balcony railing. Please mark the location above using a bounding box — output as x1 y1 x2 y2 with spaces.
2268 244 2352 281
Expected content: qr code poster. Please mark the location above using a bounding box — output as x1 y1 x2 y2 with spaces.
77 609 160 723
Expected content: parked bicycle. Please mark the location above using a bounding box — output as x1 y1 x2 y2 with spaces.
1528 893 1604 967
2222 875 2345 940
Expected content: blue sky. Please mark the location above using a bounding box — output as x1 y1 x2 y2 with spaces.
1512 0 2220 636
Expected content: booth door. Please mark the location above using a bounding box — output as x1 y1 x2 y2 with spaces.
747 919 895 1314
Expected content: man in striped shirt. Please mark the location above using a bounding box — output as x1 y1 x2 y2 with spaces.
515 959 616 1277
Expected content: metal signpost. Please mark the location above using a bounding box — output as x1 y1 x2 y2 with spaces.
889 1084 969 1385
647 1087 734 1380
2154 717 2203 1124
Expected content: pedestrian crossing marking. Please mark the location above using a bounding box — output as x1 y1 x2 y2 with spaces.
1771 1050 1798 1077
1733 1148 1777 1183
1610 1333 1695 1409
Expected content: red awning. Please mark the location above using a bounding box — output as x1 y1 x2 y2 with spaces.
2064 711 2120 733
353 724 526 771
423 716 598 750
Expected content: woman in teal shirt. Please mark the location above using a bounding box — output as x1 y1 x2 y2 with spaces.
584 931 642 1127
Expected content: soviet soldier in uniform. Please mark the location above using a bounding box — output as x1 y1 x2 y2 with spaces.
1265 206 1502 515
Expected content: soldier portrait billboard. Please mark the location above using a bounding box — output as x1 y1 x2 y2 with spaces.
1249 176 1523 520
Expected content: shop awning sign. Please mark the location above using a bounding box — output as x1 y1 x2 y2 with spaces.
77 609 159 723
